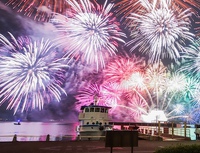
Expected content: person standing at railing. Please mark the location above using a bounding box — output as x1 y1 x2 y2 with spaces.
194 126 200 140
12 134 17 142
46 134 50 141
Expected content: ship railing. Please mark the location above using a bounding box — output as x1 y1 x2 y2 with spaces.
77 135 106 140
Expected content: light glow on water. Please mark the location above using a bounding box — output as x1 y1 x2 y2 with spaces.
0 122 78 141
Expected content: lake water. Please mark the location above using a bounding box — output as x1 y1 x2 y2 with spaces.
0 121 78 142
0 122 197 142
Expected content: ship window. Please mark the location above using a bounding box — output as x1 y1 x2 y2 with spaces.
101 108 104 113
90 108 94 112
95 108 100 112
85 108 89 112
105 109 108 113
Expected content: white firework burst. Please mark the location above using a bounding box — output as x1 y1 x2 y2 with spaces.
126 0 194 63
0 33 69 114
51 0 126 71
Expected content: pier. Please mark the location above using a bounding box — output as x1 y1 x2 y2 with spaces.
0 122 198 153
109 121 195 141
0 139 200 153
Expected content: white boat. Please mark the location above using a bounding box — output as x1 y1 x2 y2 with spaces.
77 102 113 140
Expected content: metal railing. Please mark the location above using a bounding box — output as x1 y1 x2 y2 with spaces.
138 122 192 140
169 128 190 138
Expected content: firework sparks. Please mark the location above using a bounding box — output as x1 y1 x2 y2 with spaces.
5 0 69 21
121 92 149 121
181 38 200 77
196 21 200 36
161 72 187 111
113 0 200 27
146 62 167 90
51 0 126 71
126 0 194 63
103 55 145 85
0 33 69 114
75 83 103 110
101 82 122 108
101 55 200 122
74 52 200 122
75 59 200 123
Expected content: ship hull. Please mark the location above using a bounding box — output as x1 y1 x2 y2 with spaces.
77 125 112 140
78 131 106 140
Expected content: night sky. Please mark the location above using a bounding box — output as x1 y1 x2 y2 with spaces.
0 0 199 122
0 1 77 121
0 0 111 121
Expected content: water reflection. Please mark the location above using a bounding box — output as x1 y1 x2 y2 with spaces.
0 122 197 141
0 122 78 142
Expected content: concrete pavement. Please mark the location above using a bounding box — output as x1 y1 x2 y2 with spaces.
1 139 200 153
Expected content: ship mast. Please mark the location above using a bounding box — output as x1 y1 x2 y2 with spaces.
94 95 98 105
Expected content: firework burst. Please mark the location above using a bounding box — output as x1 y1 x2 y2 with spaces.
113 0 200 27
75 55 200 122
180 38 200 78
103 54 145 85
101 56 200 122
126 0 194 64
75 83 104 110
101 82 122 108
51 0 126 71
5 0 69 21
0 33 69 114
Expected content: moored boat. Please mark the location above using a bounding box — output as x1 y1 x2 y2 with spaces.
77 102 113 140
14 120 21 125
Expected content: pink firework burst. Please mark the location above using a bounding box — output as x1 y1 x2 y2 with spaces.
103 55 146 86
75 83 104 110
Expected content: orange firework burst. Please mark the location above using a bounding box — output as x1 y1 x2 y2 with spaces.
5 0 69 21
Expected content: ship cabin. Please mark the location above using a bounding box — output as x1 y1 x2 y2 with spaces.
78 103 112 126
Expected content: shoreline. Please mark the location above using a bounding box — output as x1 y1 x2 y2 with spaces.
0 139 200 153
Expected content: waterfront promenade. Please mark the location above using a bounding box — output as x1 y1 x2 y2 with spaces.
0 139 200 153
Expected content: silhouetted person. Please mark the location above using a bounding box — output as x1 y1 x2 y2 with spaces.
195 128 200 140
12 134 17 142
46 134 50 141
